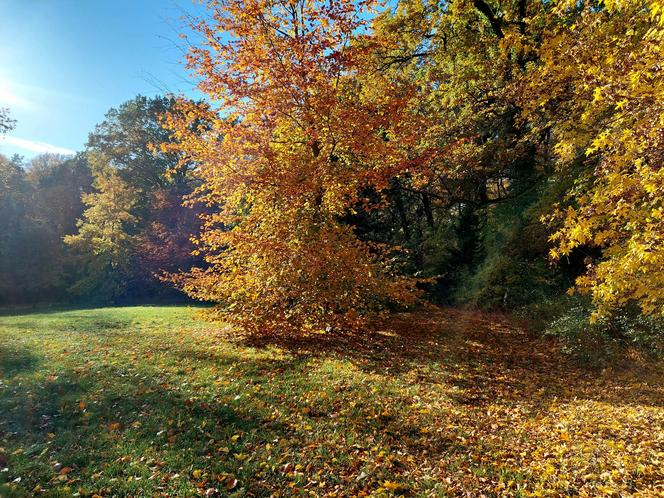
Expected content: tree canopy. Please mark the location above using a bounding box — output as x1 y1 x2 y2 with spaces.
160 0 663 334
1 0 662 347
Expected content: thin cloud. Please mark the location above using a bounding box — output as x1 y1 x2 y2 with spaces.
13 80 93 105
0 81 36 110
0 77 90 112
1 135 76 155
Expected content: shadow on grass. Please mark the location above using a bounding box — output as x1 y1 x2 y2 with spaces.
0 358 292 496
1 306 663 496
234 307 664 409
0 344 40 378
0 311 134 337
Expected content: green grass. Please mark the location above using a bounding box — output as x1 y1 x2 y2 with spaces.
0 306 663 497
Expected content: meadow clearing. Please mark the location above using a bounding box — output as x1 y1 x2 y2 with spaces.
0 306 663 497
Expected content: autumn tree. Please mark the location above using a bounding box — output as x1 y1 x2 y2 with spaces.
365 0 569 308
0 97 199 304
515 0 664 319
65 153 140 300
369 0 664 329
166 0 435 332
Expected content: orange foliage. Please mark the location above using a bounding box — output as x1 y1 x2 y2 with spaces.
163 0 436 333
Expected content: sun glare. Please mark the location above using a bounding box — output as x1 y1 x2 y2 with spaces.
0 76 33 110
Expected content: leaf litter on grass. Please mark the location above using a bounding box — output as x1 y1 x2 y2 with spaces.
0 306 662 497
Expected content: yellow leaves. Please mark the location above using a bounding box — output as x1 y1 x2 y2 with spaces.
592 87 604 104
552 141 576 162
586 131 611 156
650 0 664 25
163 0 432 335
381 479 407 491
520 0 664 319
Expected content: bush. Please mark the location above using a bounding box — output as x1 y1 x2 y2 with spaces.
543 298 664 364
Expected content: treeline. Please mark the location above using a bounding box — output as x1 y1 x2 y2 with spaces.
0 96 200 305
161 0 662 351
1 0 662 355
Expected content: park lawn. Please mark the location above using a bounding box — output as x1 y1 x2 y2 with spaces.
0 307 663 497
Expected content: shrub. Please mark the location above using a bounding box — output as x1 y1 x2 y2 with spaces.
543 298 664 364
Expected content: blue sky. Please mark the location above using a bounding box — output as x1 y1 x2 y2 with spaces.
0 0 206 159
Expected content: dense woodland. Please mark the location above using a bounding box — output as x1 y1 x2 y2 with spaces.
1 0 663 357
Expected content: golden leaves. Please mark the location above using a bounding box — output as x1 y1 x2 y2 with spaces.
165 0 432 333
518 0 664 319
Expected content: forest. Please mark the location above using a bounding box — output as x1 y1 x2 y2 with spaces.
2 0 663 356
1 0 663 495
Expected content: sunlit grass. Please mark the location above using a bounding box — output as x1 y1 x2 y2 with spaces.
0 307 662 497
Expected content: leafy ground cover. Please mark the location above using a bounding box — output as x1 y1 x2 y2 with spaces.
0 306 663 497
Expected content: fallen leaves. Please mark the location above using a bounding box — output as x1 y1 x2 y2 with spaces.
225 476 238 490
107 421 123 431
0 306 662 496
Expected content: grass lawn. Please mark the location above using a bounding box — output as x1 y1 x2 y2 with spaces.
0 306 663 497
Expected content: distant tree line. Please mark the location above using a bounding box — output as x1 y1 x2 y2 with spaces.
0 96 202 305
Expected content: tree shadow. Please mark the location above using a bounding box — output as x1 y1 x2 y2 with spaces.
0 310 133 337
0 344 40 378
223 307 664 494
0 357 291 496
1 306 662 496
233 307 664 409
